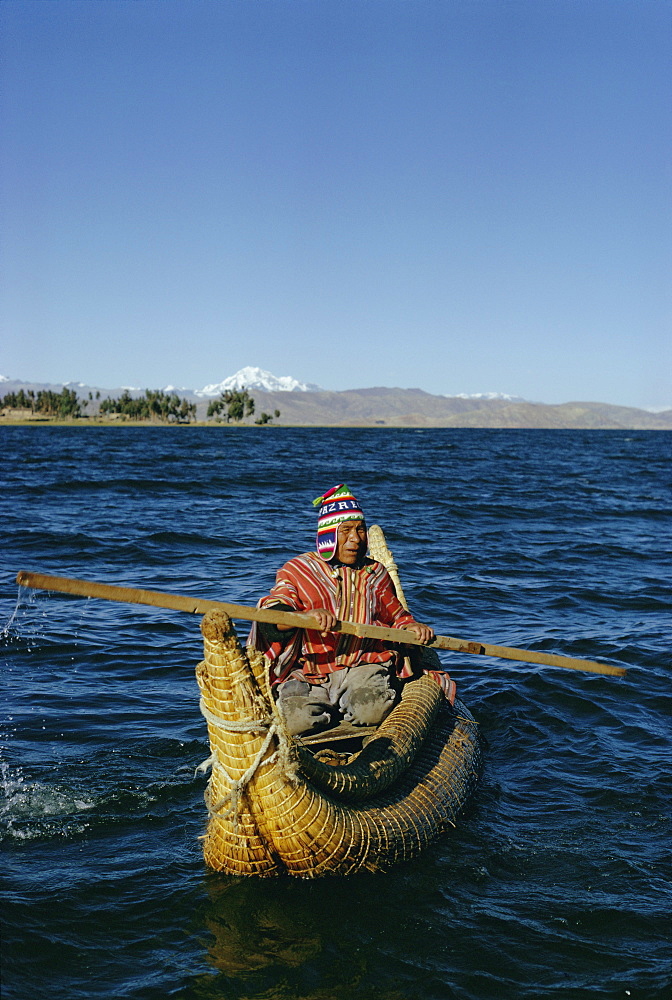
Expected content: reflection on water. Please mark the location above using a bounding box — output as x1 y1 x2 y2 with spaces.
195 872 420 1000
203 878 322 975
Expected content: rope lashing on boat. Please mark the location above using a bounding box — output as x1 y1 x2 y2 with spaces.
195 697 295 831
198 698 273 734
454 714 479 726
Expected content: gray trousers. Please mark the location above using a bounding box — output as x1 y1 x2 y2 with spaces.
276 664 398 737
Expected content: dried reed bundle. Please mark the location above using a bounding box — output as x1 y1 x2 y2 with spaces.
367 524 408 608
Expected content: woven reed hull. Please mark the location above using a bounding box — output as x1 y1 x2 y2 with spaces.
196 610 481 878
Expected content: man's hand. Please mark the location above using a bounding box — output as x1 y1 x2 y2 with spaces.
304 608 338 636
402 621 435 645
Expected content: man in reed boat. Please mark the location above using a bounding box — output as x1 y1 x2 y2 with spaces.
250 484 455 737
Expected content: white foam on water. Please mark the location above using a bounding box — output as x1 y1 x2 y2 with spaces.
0 760 96 841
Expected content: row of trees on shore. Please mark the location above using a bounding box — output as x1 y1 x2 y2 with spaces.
1 387 280 424
206 389 280 425
0 387 84 418
98 389 196 422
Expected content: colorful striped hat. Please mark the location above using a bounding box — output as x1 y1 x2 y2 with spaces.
313 484 365 562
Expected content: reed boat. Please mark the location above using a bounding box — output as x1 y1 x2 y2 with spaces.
195 526 482 877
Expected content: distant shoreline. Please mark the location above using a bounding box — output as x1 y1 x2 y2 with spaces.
2 380 669 429
1 417 669 431
0 416 266 428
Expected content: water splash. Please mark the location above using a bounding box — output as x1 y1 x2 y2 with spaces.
0 759 96 842
1 585 32 639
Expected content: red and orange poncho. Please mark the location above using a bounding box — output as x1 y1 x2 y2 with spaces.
249 551 455 702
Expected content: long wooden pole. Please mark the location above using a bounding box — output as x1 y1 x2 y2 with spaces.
15 571 626 677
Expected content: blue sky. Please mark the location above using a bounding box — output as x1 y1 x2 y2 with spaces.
1 0 670 408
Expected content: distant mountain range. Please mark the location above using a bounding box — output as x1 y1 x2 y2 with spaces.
0 366 519 400
1 369 670 429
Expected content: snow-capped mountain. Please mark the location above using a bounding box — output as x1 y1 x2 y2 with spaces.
195 366 323 397
450 392 526 402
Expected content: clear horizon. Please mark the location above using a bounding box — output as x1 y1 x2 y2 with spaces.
2 1 670 410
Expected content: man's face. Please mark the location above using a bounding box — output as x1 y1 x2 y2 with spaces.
335 519 367 565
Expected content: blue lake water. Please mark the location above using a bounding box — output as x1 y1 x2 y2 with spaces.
1 426 670 1000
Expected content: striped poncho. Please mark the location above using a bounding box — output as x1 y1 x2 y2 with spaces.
249 552 421 684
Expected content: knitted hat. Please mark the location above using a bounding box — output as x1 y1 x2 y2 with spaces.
313 484 365 562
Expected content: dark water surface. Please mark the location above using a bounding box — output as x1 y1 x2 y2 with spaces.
2 427 670 1000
